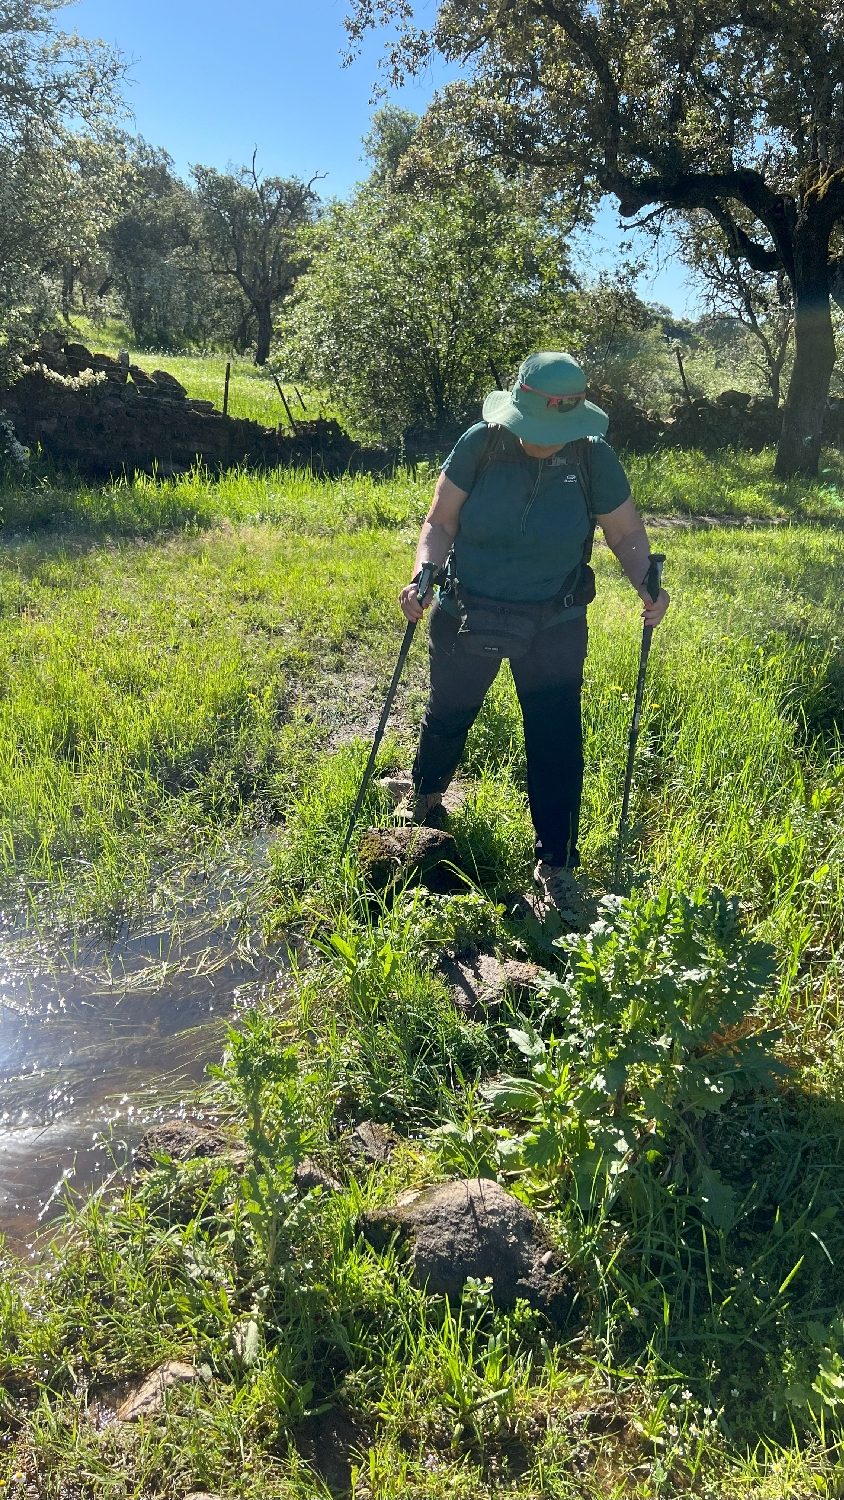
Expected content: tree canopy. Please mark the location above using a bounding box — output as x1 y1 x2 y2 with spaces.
192 158 319 365
0 1 125 350
283 152 573 441
345 0 844 474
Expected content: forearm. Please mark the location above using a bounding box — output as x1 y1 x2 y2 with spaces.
608 522 654 598
413 519 456 574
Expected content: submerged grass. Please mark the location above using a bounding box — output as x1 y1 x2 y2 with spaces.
1 443 844 1495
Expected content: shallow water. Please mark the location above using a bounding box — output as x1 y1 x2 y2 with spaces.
0 835 280 1252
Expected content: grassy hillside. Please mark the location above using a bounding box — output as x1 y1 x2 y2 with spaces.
61 316 336 427
1 446 844 1497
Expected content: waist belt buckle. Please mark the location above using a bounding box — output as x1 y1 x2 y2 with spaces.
563 591 575 609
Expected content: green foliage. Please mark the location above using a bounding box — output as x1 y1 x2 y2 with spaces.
396 888 507 955
445 889 783 1217
212 1012 320 1280
316 899 496 1122
283 176 572 441
105 143 240 351
0 4 126 348
3 443 844 1491
362 104 420 184
193 159 317 365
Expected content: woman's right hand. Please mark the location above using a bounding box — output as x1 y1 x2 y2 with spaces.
399 580 433 622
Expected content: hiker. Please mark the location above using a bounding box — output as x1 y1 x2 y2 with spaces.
399 351 670 910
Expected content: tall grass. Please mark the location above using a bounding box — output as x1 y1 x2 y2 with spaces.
1 445 844 1495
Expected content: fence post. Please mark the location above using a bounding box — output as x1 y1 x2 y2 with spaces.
272 373 298 433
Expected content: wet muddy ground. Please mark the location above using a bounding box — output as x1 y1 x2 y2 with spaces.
0 835 280 1251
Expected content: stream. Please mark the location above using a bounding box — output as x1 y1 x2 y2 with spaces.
0 834 280 1253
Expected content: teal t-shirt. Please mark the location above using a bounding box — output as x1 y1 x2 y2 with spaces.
441 423 631 605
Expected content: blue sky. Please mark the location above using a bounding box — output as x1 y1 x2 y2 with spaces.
68 0 696 314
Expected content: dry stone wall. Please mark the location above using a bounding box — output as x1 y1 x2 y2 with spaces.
2 337 387 479
4 337 843 473
590 383 844 453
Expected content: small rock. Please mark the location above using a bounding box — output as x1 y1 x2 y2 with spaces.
378 773 413 804
92 352 128 383
133 1121 227 1171
151 369 188 398
347 1120 398 1164
63 341 94 370
437 953 540 1013
362 1177 575 1324
294 1157 342 1194
357 824 461 891
128 363 156 389
116 1360 199 1421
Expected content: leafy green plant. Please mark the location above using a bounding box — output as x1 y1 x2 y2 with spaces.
212 1012 319 1276
318 900 497 1123
393 888 507 956
456 888 785 1218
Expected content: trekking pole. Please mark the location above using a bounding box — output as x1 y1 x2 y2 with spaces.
613 553 666 890
340 561 437 859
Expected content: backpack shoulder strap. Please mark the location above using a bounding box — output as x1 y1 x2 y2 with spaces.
568 436 594 521
569 436 596 569
475 422 504 480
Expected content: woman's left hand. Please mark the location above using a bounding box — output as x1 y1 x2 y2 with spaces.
641 588 670 626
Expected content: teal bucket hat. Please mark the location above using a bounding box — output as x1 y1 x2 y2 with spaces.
482 351 608 445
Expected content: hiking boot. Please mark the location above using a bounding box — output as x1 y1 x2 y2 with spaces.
379 774 413 806
395 789 445 825
532 861 582 925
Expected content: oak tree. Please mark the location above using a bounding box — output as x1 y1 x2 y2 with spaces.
676 212 794 405
345 0 844 474
192 156 319 365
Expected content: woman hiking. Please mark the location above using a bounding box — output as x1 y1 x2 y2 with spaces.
398 350 670 913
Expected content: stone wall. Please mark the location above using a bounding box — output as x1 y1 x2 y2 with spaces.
2 338 388 478
4 337 843 474
590 384 844 453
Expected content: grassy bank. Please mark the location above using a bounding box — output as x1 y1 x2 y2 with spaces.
1 448 844 1496
61 317 337 426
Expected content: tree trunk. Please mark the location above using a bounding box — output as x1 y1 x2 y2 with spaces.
254 302 272 365
775 244 835 478
62 263 74 323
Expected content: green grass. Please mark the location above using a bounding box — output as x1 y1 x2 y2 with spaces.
2 441 844 1495
62 315 339 426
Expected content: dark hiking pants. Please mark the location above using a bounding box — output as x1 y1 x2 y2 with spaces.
412 602 588 868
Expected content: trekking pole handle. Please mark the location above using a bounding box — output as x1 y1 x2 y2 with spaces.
415 560 436 605
644 553 666 604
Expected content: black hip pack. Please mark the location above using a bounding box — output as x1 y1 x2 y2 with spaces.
446 431 597 661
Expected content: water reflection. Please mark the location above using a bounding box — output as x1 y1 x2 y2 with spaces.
0 834 280 1249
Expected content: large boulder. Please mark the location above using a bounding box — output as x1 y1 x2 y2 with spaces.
362 1177 576 1325
436 953 540 1015
357 824 462 891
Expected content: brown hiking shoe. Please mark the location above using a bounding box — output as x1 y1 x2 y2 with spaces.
532 861 582 925
395 790 445 825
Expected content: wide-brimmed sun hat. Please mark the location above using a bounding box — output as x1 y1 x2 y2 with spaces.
482 351 608 445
